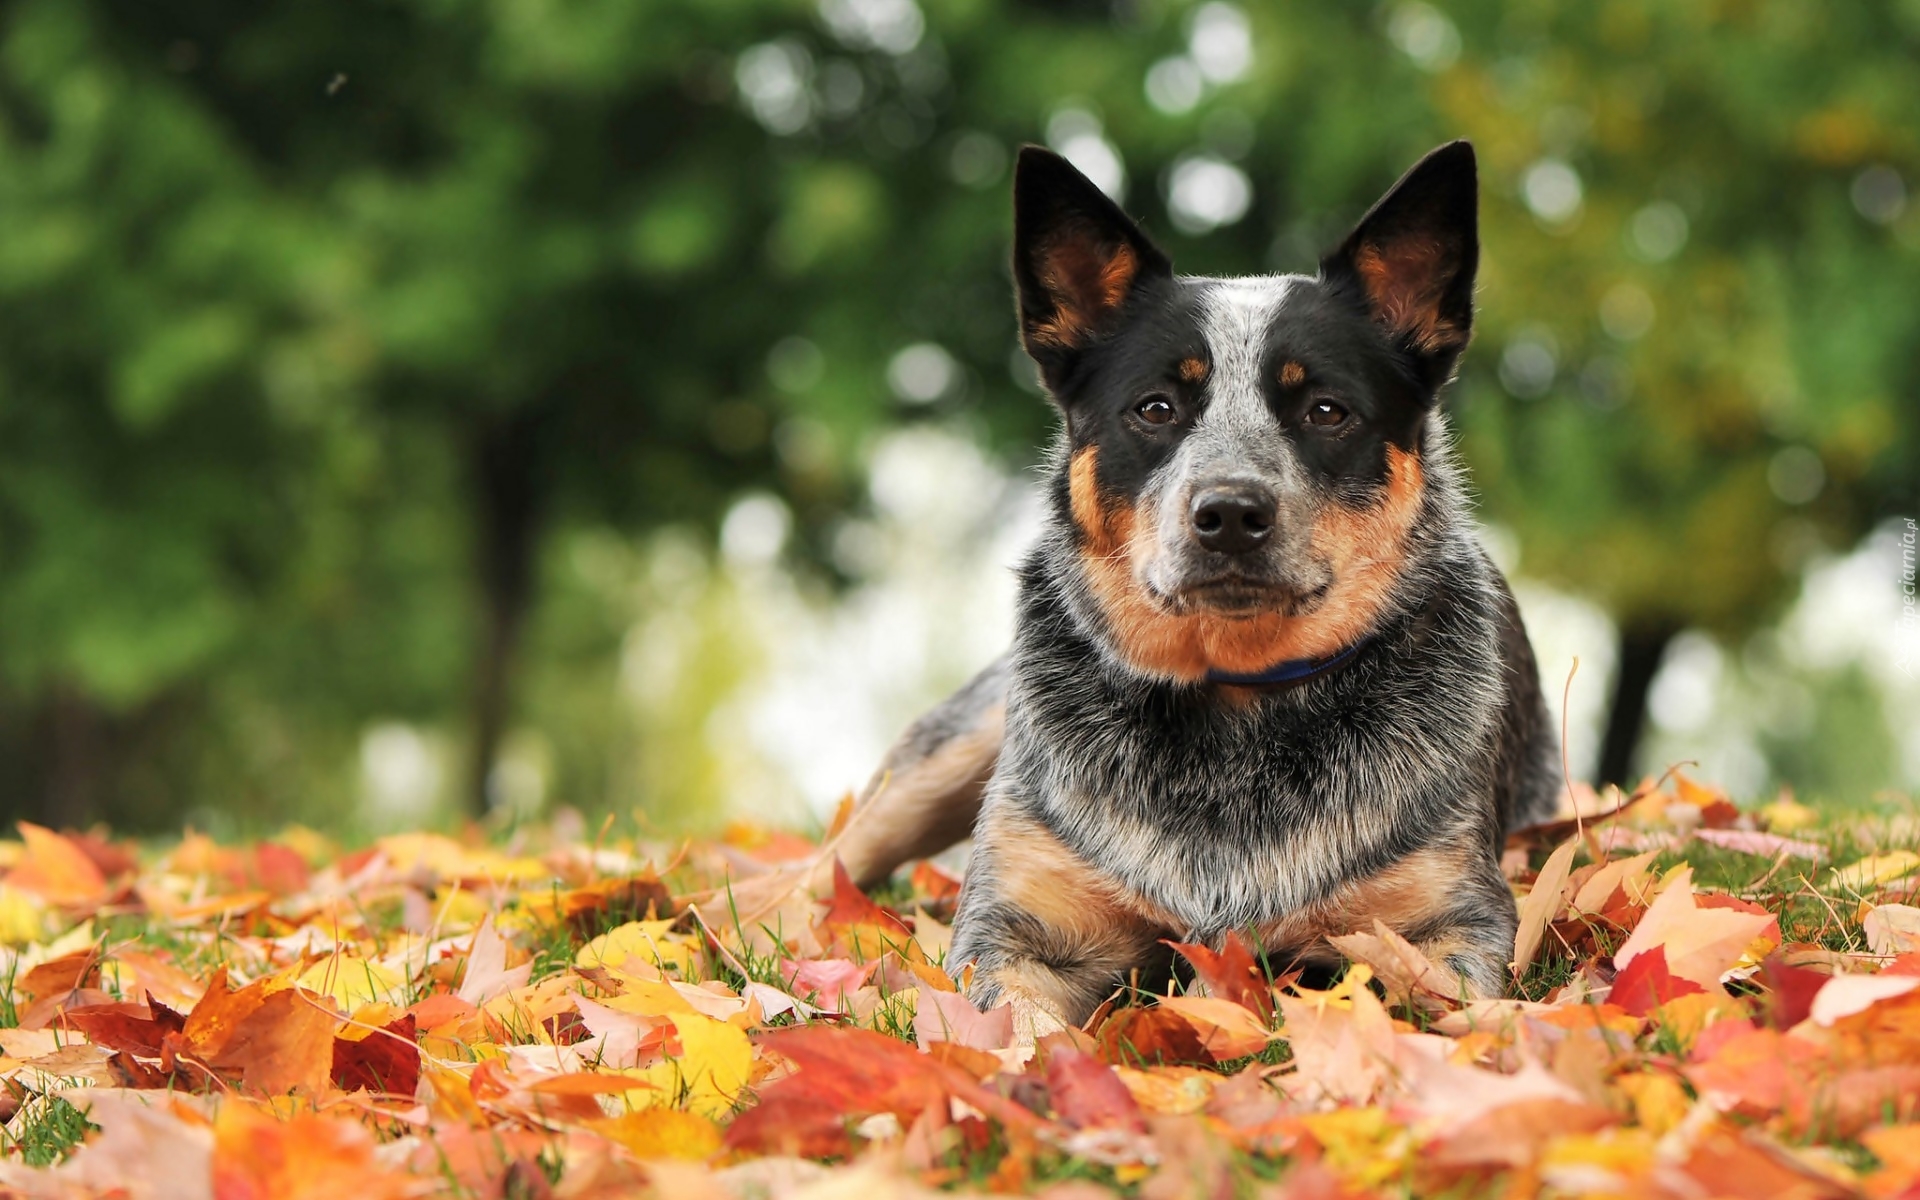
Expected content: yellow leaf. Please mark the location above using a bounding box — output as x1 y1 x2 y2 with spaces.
1830 852 1920 893
338 1002 400 1042
14 921 98 978
602 978 699 1018
1115 1065 1216 1115
1297 1107 1411 1190
376 833 550 883
672 1011 751 1115
1673 774 1728 811
625 1011 752 1120
1613 1073 1690 1136
0 884 56 946
576 920 697 975
900 954 958 994
1762 797 1818 833
835 921 911 961
1648 991 1746 1053
1541 1128 1660 1177
591 1109 721 1161
421 1063 485 1124
434 889 493 931
296 957 407 1010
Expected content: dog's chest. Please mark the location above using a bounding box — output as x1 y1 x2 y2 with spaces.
1014 705 1415 936
1051 790 1359 936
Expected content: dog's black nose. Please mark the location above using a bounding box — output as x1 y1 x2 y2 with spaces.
1190 486 1276 555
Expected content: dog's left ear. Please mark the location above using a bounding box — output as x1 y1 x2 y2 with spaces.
1322 140 1479 383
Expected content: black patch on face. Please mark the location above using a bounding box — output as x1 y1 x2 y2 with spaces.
1052 282 1212 504
1254 278 1434 502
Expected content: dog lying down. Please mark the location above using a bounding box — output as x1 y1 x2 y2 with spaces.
832 140 1560 1035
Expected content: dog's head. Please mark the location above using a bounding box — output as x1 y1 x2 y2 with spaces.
1014 141 1478 682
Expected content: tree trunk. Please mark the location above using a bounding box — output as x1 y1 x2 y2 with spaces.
1596 620 1678 788
464 410 547 818
41 684 107 828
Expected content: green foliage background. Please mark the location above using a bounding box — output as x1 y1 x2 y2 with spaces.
0 0 1914 832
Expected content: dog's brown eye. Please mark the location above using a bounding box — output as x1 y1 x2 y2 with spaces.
1305 400 1349 428
1135 395 1178 426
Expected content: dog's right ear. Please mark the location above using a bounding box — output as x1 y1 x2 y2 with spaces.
1013 146 1171 386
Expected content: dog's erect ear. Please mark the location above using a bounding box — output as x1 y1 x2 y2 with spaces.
1013 146 1171 377
1323 140 1479 375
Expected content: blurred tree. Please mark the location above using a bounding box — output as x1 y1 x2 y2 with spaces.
1424 1 1920 782
0 0 1913 828
0 1 334 826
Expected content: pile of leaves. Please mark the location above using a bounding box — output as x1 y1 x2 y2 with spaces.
4 776 1920 1198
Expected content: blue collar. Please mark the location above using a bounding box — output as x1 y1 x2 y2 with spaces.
1203 638 1370 688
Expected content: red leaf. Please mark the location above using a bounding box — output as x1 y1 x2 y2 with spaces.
1044 1046 1145 1132
724 1095 858 1158
61 995 187 1059
331 1014 420 1098
1610 946 1705 1016
820 860 911 936
1678 1125 1856 1199
176 969 339 1096
739 1026 1047 1145
1688 1015 1759 1063
1683 1027 1822 1118
1094 1004 1214 1067
1885 953 1920 977
1165 932 1274 1021
251 844 311 896
753 1025 949 1116
407 993 479 1032
68 830 140 882
909 860 963 905
335 846 380 879
1755 954 1828 1029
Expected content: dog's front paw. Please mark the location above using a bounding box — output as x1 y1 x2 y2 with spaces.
1006 994 1071 1046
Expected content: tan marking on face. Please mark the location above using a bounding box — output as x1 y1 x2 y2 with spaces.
1030 237 1140 349
1286 444 1426 656
1258 840 1481 958
1278 360 1306 388
1069 445 1134 557
1178 356 1210 383
1075 446 1425 681
1353 239 1465 354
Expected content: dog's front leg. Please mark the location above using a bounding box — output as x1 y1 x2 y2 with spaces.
947 802 1170 1032
834 656 1009 888
1407 857 1520 1001
1263 832 1518 1002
